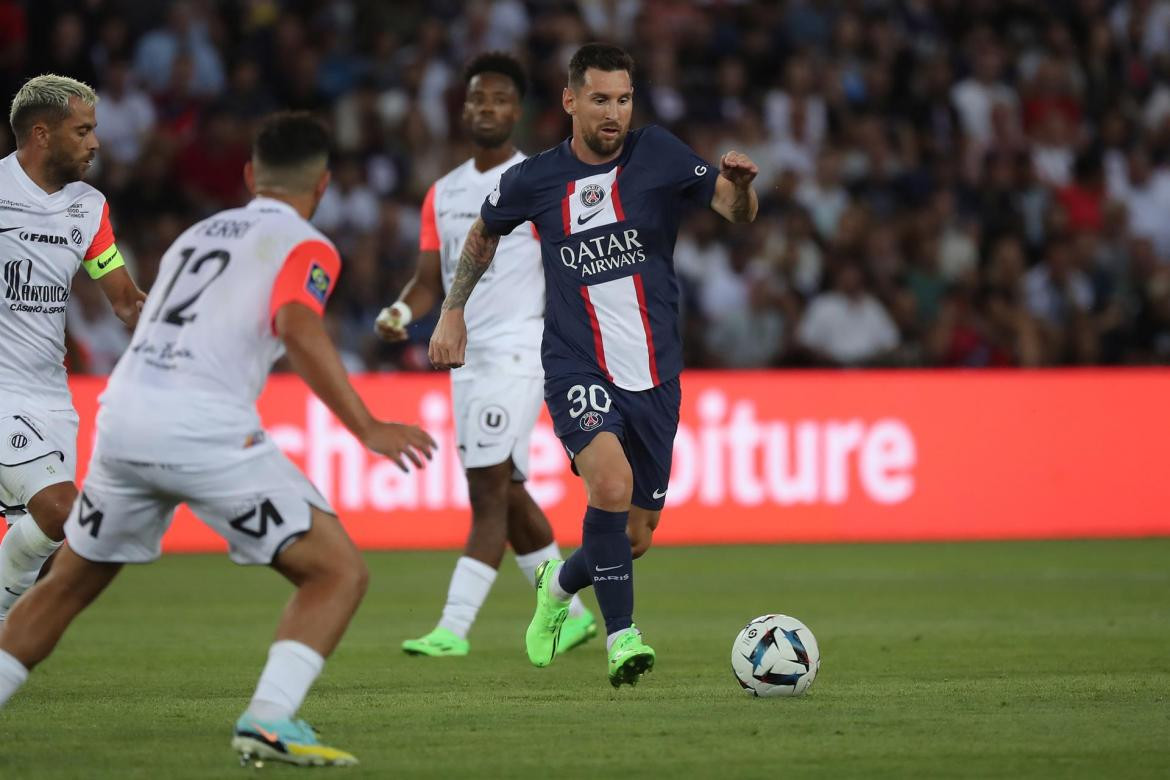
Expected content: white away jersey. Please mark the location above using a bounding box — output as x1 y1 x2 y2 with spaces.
420 152 543 374
97 197 340 463
0 153 125 411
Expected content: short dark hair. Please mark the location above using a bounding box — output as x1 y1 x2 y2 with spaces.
253 111 330 169
568 43 634 88
464 52 527 98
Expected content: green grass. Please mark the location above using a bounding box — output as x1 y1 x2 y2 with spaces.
1 540 1168 779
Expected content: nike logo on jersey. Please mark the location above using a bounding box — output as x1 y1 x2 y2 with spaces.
652 488 667 499
96 254 116 270
475 442 497 448
0 226 21 234
3 586 22 597
576 209 604 226
595 564 622 572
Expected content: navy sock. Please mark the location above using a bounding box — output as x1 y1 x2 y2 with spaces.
557 547 592 595
581 506 633 635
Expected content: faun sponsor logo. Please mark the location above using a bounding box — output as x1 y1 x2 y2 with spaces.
3 258 70 313
18 231 68 246
559 229 645 276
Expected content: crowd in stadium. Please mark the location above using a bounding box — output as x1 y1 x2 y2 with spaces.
5 0 1170 371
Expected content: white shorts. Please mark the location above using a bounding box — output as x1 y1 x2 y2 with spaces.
451 371 543 480
65 443 333 566
0 408 78 520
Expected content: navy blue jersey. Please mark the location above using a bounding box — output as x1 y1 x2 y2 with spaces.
481 125 719 391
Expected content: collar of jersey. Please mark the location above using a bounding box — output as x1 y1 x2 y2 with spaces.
246 196 298 216
468 151 525 178
2 152 68 206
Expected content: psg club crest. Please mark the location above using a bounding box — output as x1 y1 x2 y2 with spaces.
579 183 605 208
579 410 604 431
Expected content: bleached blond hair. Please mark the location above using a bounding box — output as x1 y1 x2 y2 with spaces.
9 74 98 144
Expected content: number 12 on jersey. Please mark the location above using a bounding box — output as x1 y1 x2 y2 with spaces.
148 248 232 326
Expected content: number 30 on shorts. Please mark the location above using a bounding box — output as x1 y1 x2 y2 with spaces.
566 384 612 419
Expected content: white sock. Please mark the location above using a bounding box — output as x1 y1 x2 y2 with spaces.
516 544 588 617
436 556 497 639
0 515 63 618
606 626 640 653
244 640 325 722
0 650 29 708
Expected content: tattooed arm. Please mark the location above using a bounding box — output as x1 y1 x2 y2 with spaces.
427 218 502 369
710 150 760 224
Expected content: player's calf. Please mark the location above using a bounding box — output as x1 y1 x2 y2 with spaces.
0 481 75 621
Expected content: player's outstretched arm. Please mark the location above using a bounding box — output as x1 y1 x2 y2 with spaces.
710 150 760 224
96 266 147 328
428 217 501 369
277 301 436 471
374 249 442 342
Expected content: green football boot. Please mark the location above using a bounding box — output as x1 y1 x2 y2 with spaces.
607 625 655 687
525 559 569 667
401 626 469 657
557 609 598 655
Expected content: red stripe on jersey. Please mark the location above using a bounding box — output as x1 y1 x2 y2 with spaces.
632 273 660 386
611 166 626 222
530 223 540 240
84 201 116 260
269 239 342 333
580 285 613 382
419 183 439 252
562 180 576 237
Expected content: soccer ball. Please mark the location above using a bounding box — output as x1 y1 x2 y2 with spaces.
731 614 820 697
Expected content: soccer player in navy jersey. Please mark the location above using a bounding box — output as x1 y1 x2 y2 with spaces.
429 43 759 687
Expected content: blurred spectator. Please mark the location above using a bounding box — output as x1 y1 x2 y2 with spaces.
133 1 225 96
797 261 900 366
312 155 381 248
0 0 1163 373
96 59 156 167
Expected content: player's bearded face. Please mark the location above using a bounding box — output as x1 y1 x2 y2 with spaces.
576 70 633 158
47 100 99 184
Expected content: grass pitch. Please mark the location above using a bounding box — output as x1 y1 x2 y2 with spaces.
0 539 1167 779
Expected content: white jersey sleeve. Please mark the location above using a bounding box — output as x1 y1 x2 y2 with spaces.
96 197 340 463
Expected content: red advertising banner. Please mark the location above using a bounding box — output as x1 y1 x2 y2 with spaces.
64 370 1170 552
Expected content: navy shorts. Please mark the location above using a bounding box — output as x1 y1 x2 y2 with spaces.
545 371 680 511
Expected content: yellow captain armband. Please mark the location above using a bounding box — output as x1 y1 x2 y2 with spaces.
83 244 125 280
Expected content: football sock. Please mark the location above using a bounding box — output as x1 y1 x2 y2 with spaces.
0 650 28 707
0 514 63 618
607 626 639 653
437 556 497 639
516 542 587 617
555 546 591 599
581 507 634 636
244 640 324 722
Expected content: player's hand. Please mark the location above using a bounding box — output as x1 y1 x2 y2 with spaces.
719 150 759 189
362 422 437 472
374 304 409 343
428 309 467 369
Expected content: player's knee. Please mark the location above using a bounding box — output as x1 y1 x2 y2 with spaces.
340 556 369 603
27 483 77 538
587 471 633 509
322 548 368 603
